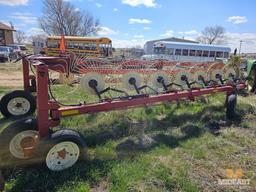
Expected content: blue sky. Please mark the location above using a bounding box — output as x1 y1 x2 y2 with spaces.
0 0 256 52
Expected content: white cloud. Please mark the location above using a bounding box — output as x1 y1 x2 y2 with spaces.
105 29 256 52
178 30 198 36
144 27 151 30
95 3 102 7
0 0 28 6
133 35 144 38
74 8 80 12
129 18 152 24
26 27 45 36
9 12 37 24
177 30 199 41
160 30 174 37
97 27 118 36
122 0 158 7
178 30 256 53
227 16 248 24
112 38 146 48
225 32 256 53
113 8 118 11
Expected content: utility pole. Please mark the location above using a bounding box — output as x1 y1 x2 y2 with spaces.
239 40 243 55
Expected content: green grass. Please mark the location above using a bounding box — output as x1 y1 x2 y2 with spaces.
1 85 256 192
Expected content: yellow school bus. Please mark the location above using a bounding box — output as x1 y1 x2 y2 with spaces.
44 36 112 57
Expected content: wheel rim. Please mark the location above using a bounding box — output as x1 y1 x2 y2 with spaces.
46 141 80 171
7 97 31 116
9 130 39 159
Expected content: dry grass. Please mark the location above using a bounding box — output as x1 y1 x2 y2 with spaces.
0 67 255 191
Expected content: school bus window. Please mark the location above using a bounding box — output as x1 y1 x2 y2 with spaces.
196 50 202 56
47 42 51 48
169 48 174 55
89 43 97 50
67 42 74 49
224 52 229 58
166 48 174 55
175 49 181 55
209 51 215 57
74 43 79 49
154 47 159 54
189 49 196 56
216 51 223 58
49 41 59 48
203 50 209 57
55 41 59 48
182 49 189 56
79 43 83 49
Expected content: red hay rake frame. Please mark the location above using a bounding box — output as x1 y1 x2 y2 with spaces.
22 55 246 138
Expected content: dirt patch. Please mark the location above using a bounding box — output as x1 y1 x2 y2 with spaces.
0 71 23 87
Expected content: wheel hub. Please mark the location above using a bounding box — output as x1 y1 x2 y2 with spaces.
7 97 31 116
15 102 22 108
57 148 67 159
9 130 39 159
20 136 38 157
46 141 80 171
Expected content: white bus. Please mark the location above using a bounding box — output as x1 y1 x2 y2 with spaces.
142 41 231 62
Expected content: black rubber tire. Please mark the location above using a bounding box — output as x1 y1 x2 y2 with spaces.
0 170 4 192
226 94 237 120
0 90 36 118
0 117 38 168
39 129 87 171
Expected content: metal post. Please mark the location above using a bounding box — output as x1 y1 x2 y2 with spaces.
239 40 243 55
252 66 256 93
36 64 51 137
22 58 30 92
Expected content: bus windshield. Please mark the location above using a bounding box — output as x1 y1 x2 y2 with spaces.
154 47 165 54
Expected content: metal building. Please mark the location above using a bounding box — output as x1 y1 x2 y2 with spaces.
144 37 198 55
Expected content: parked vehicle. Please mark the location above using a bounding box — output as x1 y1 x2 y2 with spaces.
35 36 113 57
7 44 27 56
142 41 231 62
0 46 16 62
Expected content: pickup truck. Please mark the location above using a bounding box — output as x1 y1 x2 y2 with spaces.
0 46 17 62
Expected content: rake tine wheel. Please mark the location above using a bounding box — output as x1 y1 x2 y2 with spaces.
150 72 170 92
223 65 240 83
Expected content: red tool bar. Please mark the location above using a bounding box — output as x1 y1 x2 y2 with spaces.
55 84 246 118
22 58 30 92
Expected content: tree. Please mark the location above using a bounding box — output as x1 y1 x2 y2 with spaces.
15 30 26 43
197 25 226 44
39 0 100 36
229 55 243 68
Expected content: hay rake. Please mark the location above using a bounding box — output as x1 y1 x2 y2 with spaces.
54 54 242 101
0 53 247 177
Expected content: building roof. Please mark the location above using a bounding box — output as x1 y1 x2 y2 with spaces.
156 41 231 52
0 22 15 31
145 37 198 44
